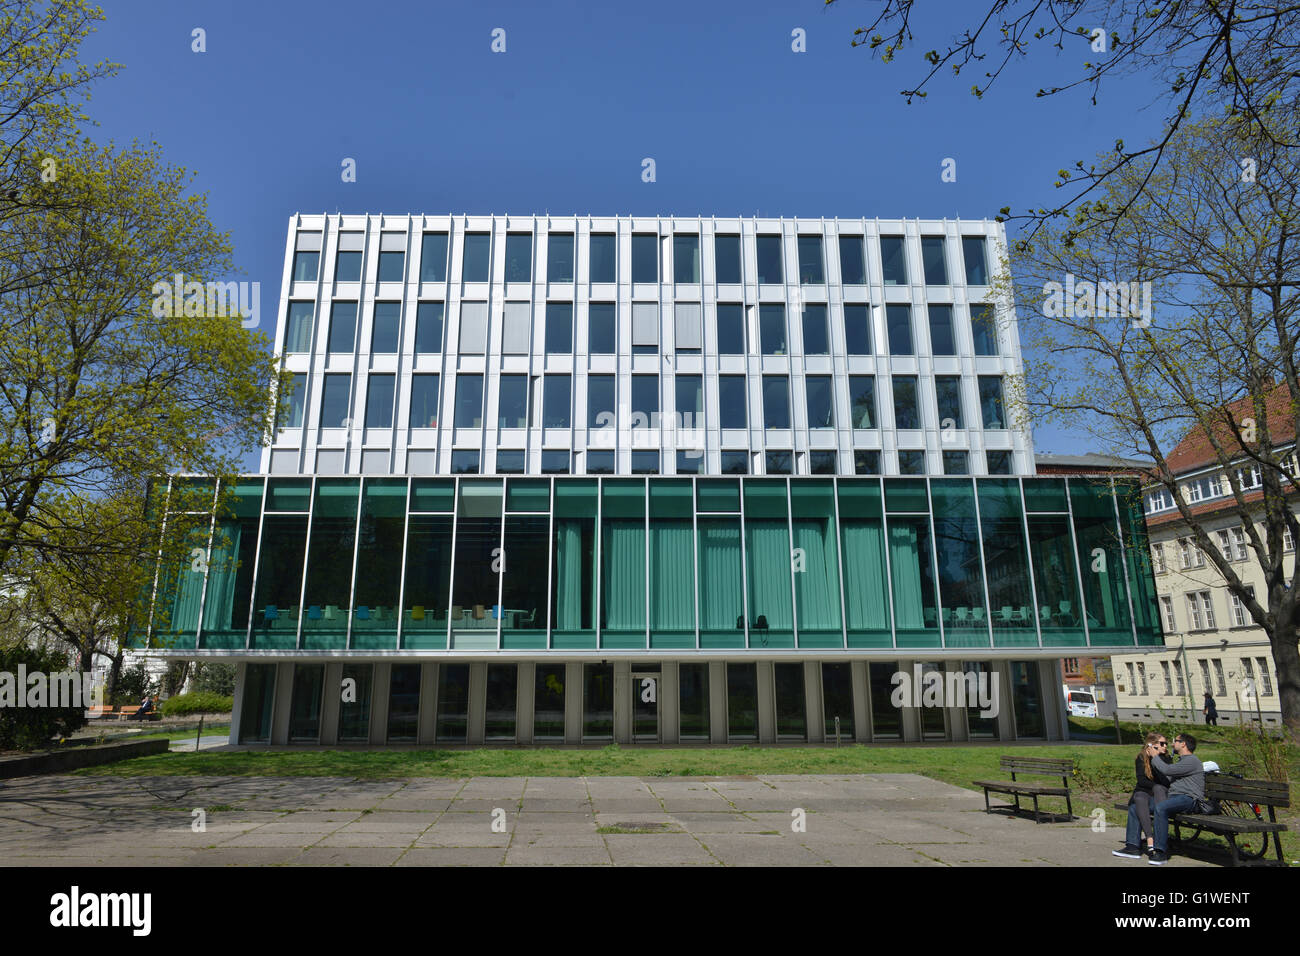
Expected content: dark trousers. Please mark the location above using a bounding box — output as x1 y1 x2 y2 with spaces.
1130 785 1168 842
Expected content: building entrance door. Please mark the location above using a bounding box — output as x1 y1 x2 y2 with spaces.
632 668 660 742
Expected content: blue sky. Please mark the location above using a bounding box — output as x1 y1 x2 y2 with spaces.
81 0 1170 462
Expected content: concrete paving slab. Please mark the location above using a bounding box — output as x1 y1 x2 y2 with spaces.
505 844 613 865
395 847 507 866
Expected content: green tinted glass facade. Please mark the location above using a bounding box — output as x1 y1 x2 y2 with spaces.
141 475 1163 652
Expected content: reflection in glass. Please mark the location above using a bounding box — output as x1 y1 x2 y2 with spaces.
775 662 806 738
436 663 469 741
727 662 758 738
338 663 372 741
386 664 421 742
822 662 854 738
869 661 901 736
289 664 324 741
534 664 566 739
485 664 517 739
583 663 614 738
679 663 710 739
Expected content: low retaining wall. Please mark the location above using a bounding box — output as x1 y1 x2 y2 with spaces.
0 738 170 779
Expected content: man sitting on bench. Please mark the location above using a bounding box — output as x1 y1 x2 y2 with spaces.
1113 732 1205 866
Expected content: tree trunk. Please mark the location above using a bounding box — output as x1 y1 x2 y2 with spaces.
1270 625 1300 739
107 648 124 703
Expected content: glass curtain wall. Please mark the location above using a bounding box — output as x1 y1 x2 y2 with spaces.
649 481 694 649
600 481 646 649
201 479 263 649
885 480 940 647
743 481 794 648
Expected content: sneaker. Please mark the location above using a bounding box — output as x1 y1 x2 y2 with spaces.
1148 850 1169 865
1112 845 1142 859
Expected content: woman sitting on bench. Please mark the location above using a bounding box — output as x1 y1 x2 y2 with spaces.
1127 732 1169 855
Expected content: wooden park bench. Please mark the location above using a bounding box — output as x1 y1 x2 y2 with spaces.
1115 776 1290 867
116 706 160 722
974 756 1075 824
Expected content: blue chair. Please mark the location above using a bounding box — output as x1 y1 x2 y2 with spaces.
492 604 502 619
307 605 322 620
355 606 370 621
264 605 278 623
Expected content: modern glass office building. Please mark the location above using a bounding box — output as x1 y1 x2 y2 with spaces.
143 214 1164 745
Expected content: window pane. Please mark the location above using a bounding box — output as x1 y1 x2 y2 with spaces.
337 664 372 741
979 376 1005 428
766 450 792 474
676 451 701 474
719 376 747 429
935 375 964 429
583 664 614 737
335 250 362 282
971 302 999 355
286 302 314 352
886 305 913 355
720 451 749 474
547 232 574 282
285 373 307 428
632 302 658 347
893 375 919 429
631 451 659 474
775 662 806 738
809 451 837 474
806 376 833 428
293 251 319 282
496 450 525 473
498 375 528 428
454 374 484 428
421 233 448 282
898 451 926 475
387 664 421 742
978 479 1036 646
854 450 880 474
502 302 529 354
505 233 532 282
717 304 745 354
534 664 566 738
365 374 395 428
546 302 573 354
756 235 782 284
849 376 876 428
600 481 645 638
931 480 987 647
727 663 758 737
886 510 938 635
301 479 358 651
880 236 907 285
544 375 571 428
715 234 741 283
838 235 866 285
586 450 615 473
377 250 404 282
352 479 405 647
679 663 710 738
372 302 400 353
401 513 452 648
823 662 853 737
760 305 786 355
673 234 700 283
588 375 615 429
462 232 490 282
409 374 439 428
797 235 824 284
501 513 547 641
320 374 350 427
674 302 702 350
844 304 871 355
588 302 615 354
459 302 488 354
921 237 948 284
632 234 658 282
436 664 469 742
928 304 955 355
589 233 616 283
542 450 570 474
962 236 988 285
414 302 444 354
763 377 790 429
631 375 658 422
802 304 829 354
676 374 702 420
450 450 479 474
328 301 357 353
986 450 1013 475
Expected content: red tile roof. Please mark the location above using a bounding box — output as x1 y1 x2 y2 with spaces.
1163 384 1297 476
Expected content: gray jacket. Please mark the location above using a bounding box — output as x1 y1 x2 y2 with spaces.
1153 752 1205 800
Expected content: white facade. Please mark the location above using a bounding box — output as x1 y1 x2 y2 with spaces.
263 214 1034 478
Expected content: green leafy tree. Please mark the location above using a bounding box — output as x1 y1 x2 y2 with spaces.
996 113 1300 733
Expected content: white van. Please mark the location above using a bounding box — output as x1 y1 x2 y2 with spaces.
1067 690 1098 718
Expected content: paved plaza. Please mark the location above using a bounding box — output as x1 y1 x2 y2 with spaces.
0 772 1216 866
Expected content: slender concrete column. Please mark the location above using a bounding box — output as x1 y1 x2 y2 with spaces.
369 662 391 745
565 662 582 744
659 663 679 745
468 662 487 745
613 660 632 744
319 662 343 745
851 661 869 742
270 662 294 745
229 662 246 744
757 661 775 743
516 662 535 743
805 661 824 743
944 661 969 743
898 660 921 742
1044 659 1066 741
417 662 438 744
993 660 1016 741
709 661 728 744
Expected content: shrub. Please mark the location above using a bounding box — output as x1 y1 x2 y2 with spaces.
0 643 87 751
112 660 153 706
158 690 233 718
1218 723 1292 783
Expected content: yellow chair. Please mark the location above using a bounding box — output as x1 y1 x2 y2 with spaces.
411 605 425 621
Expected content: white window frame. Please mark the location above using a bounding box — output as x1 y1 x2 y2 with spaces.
1160 661 1173 695
1173 659 1185 695
1212 659 1226 695
1159 595 1176 632
1186 592 1204 630
1199 591 1216 629
1229 584 1255 628
1255 658 1273 696
1152 543 1168 574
